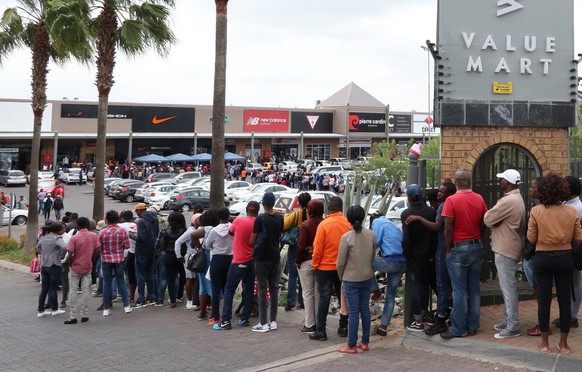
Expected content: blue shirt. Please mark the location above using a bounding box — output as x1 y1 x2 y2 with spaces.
371 216 405 262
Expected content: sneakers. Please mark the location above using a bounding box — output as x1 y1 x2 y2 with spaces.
197 313 207 321
154 301 164 307
494 329 522 339
185 301 196 310
407 321 424 332
37 310 51 318
252 323 270 333
51 308 66 316
208 317 220 326
64 319 78 325
376 324 388 337
309 331 328 341
284 304 294 311
217 320 232 330
424 319 447 336
81 317 89 323
133 300 148 308
300 325 316 333
269 321 278 330
124 306 132 314
493 322 507 331
103 309 110 317
237 319 250 327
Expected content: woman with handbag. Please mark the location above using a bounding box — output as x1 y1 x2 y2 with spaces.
527 173 582 354
282 192 311 311
175 213 202 310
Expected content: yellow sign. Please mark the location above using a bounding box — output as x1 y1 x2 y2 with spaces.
493 81 513 95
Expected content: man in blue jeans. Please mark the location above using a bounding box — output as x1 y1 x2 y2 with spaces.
441 170 488 339
370 212 406 336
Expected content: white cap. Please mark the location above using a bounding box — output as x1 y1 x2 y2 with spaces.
496 169 521 185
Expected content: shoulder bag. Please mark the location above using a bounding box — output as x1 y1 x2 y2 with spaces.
186 249 206 273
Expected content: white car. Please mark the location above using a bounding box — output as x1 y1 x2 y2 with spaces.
229 193 266 217
224 180 251 200
245 163 265 173
231 183 298 203
278 161 298 172
1 205 28 226
145 184 180 209
27 170 54 183
366 196 409 216
62 168 86 184
135 181 173 202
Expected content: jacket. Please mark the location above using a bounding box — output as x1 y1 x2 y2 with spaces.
484 189 526 261
135 211 159 256
312 211 352 271
527 204 582 251
205 222 233 255
336 228 375 282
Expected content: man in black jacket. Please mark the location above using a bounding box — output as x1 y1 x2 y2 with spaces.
131 203 159 307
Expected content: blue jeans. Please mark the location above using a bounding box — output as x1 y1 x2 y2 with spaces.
343 278 373 348
446 242 484 336
54 208 62 221
157 251 179 304
135 254 155 302
222 259 255 322
287 244 299 306
315 269 342 332
102 262 129 309
371 257 405 326
435 253 451 318
38 265 61 312
196 249 212 295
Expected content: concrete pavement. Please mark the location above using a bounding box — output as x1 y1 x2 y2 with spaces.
0 260 580 371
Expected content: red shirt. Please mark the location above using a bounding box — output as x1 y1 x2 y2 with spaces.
98 224 130 263
229 216 255 264
442 189 488 242
67 229 100 275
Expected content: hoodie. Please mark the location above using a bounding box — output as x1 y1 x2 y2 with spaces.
134 211 160 257
205 222 233 256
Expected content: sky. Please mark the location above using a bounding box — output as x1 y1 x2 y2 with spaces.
0 0 581 113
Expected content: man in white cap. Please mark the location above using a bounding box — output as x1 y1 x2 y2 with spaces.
484 169 526 339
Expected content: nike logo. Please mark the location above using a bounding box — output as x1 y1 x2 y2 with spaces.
152 115 177 125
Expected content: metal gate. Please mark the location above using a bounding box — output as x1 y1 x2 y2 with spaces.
472 143 540 281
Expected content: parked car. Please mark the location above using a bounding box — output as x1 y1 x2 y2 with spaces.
167 171 202 184
245 163 265 173
0 170 27 186
1 205 28 226
146 184 180 210
176 177 211 190
230 183 298 203
365 195 409 216
352 157 371 167
113 180 145 202
278 161 298 172
273 191 336 215
87 165 109 181
147 172 175 183
262 162 276 171
224 180 251 200
167 188 230 212
101 177 122 191
229 192 266 217
296 159 316 172
309 165 344 177
27 170 54 183
106 179 126 197
37 180 65 198
62 168 86 184
134 181 173 202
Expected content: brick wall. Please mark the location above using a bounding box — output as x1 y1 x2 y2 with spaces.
440 126 569 180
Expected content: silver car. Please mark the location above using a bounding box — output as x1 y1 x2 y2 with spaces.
0 170 27 186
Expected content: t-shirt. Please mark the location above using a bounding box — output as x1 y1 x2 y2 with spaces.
441 189 487 242
253 212 284 262
230 216 256 264
67 229 100 275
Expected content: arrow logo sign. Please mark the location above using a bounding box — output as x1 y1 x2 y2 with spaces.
497 0 524 17
306 115 319 129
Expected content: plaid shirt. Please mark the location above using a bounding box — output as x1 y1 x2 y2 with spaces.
99 223 130 263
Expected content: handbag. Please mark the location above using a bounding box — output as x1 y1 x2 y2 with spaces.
30 257 40 273
186 249 206 273
280 212 299 247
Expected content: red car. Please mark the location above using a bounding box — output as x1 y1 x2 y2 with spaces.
37 179 65 198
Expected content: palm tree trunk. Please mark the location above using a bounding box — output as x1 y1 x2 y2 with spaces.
23 20 50 254
210 0 228 208
93 95 108 222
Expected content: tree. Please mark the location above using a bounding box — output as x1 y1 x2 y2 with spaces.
0 0 91 253
209 0 228 208
90 0 176 222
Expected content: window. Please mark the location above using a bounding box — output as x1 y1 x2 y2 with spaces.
306 144 331 161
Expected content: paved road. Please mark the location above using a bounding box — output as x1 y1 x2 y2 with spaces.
0 266 531 372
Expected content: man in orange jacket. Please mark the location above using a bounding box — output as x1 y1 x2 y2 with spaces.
309 196 352 341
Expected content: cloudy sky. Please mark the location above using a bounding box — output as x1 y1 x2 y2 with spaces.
0 0 581 113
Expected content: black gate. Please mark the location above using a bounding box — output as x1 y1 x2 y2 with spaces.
472 143 540 281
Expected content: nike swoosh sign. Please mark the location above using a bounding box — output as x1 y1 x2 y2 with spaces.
152 115 177 125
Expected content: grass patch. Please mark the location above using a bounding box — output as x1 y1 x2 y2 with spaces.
0 234 30 266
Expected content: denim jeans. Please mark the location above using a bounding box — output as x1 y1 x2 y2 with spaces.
196 249 212 295
571 269 582 319
210 254 233 320
68 270 91 318
522 258 536 287
102 261 129 309
297 260 318 328
222 259 255 322
435 253 451 318
343 278 373 348
54 208 62 220
255 260 281 325
157 251 180 304
135 254 156 302
494 253 520 332
446 241 484 336
371 257 405 327
315 269 342 332
287 244 299 307
38 265 61 312
407 257 434 321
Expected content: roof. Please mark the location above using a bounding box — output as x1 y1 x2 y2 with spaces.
317 82 386 109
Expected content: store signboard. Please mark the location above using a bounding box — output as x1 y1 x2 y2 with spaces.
243 110 289 132
348 112 386 133
132 106 195 133
388 114 412 133
61 104 132 119
290 112 333 133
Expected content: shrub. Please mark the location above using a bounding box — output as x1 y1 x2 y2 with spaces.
0 235 20 252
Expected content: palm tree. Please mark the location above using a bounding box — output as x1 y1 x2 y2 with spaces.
90 0 176 222
210 0 228 208
0 0 92 253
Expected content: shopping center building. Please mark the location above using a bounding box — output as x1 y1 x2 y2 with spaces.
0 82 438 171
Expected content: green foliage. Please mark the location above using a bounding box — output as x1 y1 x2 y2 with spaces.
0 234 28 265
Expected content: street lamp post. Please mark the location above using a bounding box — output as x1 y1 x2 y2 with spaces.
420 45 432 144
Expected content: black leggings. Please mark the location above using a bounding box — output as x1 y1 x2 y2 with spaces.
534 252 574 333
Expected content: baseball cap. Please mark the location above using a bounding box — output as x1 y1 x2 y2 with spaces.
406 184 423 201
262 192 276 207
496 169 520 185
148 205 160 213
133 202 147 212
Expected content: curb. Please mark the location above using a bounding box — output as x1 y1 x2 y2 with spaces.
0 259 34 275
